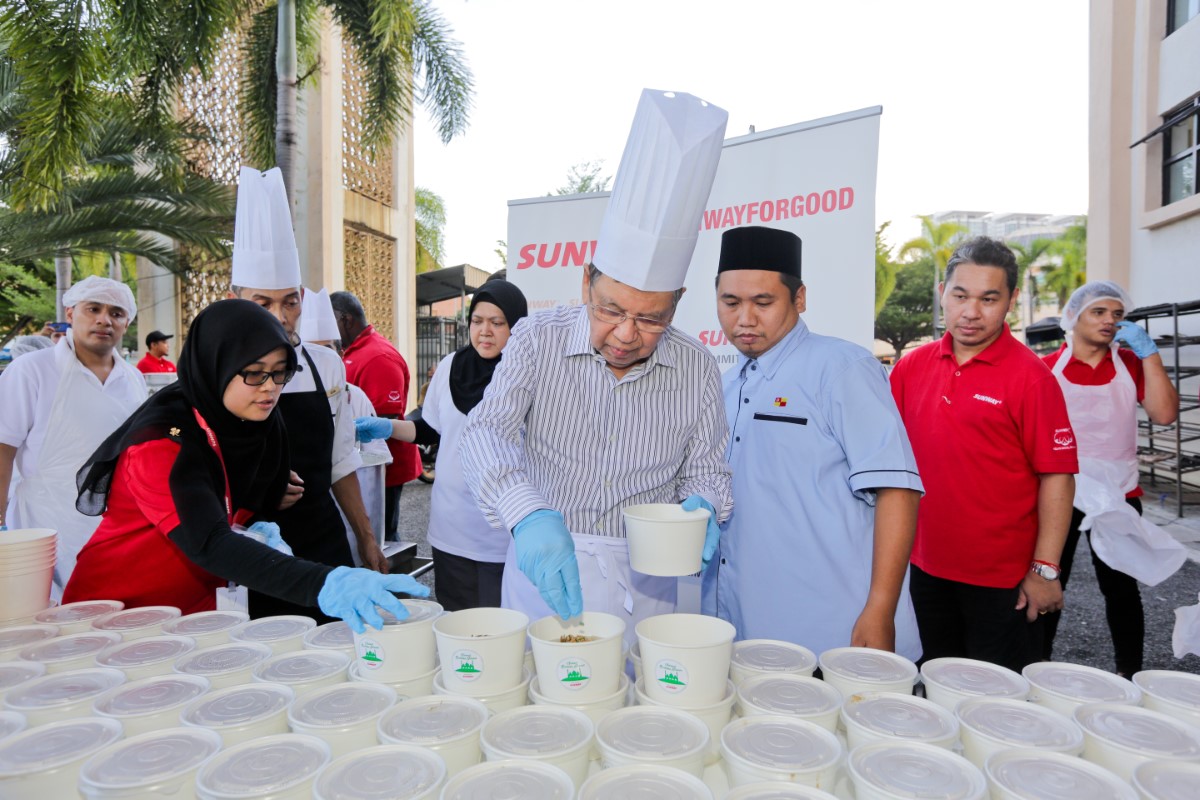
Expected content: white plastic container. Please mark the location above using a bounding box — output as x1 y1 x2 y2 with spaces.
919 657 1030 711
955 696 1084 768
595 704 709 777
195 732 332 800
817 646 918 698
377 694 489 777
304 620 356 654
720 714 844 790
529 672 629 725
253 648 350 697
350 659 439 698
90 605 181 641
77 725 222 799
528 611 626 702
578 763 714 799
434 665 531 714
1074 702 1200 780
288 681 397 757
91 673 211 736
34 600 123 635
848 740 986 800
1133 670 1200 729
635 613 736 706
841 690 960 751
1132 758 1200 800
0 660 45 705
479 705 593 789
94 634 197 680
180 681 295 746
986 747 1137 800
730 639 818 686
1023 661 1143 717
0 716 123 797
229 614 315 654
162 610 248 649
0 624 58 661
17 630 121 673
439 758 575 800
3 666 126 727
635 677 735 766
433 607 529 697
736 673 843 732
353 600 443 682
312 743 447 800
723 783 841 800
0 710 24 742
622 502 709 576
173 640 274 689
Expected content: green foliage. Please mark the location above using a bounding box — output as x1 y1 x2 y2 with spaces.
1042 220 1087 309
875 222 898 318
494 239 506 268
551 161 611 195
414 185 445 272
875 259 936 358
899 214 966 277
0 262 54 330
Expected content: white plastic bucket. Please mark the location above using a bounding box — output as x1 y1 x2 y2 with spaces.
288 681 397 758
433 607 529 697
1132 758 1200 800
77 725 222 799
635 613 735 706
180 681 295 746
736 673 843 732
528 672 629 725
253 649 350 698
1133 670 1200 729
34 600 123 635
0 624 59 661
350 659 439 698
528 611 626 702
720 714 844 790
1074 702 1200 780
91 673 211 737
17 630 121 673
919 657 1029 711
377 694 489 777
1023 661 1142 717
229 614 315 654
723 783 841 800
195 732 333 800
434 665 531 714
312 743 447 800
480 704 594 789
352 600 443 682
986 747 1137 800
94 634 197 681
162 610 248 649
173 641 274 689
578 763 714 799
0 716 123 797
841 690 960 751
0 660 45 706
730 639 817 686
90 605 181 641
954 696 1084 769
595 704 709 777
622 503 709 576
848 740 986 800
304 620 356 655
635 677 735 766
2 666 126 727
817 646 917 698
438 758 575 800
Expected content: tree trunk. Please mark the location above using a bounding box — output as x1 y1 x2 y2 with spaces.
109 252 122 281
55 254 72 322
275 0 298 216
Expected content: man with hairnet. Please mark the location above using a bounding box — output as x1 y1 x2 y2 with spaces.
0 276 147 596
1041 281 1178 675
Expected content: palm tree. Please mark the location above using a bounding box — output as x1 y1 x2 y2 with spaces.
899 215 966 331
1042 221 1088 309
414 186 445 273
875 222 899 318
1009 237 1056 329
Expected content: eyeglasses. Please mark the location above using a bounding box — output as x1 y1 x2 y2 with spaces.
588 302 670 334
238 369 295 386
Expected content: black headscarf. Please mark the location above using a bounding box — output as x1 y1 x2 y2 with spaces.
77 300 297 518
448 280 528 415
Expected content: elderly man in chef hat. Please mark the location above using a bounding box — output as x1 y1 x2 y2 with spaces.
227 167 388 621
460 90 734 638
0 275 147 597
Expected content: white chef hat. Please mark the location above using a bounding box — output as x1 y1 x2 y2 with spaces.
62 275 138 321
592 89 729 292
231 166 302 290
299 287 340 342
1061 280 1134 332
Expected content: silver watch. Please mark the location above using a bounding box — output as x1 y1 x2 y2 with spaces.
1030 562 1061 581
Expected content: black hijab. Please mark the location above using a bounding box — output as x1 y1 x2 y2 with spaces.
77 300 297 518
448 280 529 415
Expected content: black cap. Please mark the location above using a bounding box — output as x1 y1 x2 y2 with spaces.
145 330 173 348
717 226 802 279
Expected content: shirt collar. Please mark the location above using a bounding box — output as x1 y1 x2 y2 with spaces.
562 304 676 373
739 318 808 380
342 325 375 356
1054 341 1114 368
938 324 1017 366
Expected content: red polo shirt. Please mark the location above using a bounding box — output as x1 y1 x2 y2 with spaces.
341 326 422 486
136 353 176 374
890 327 1079 588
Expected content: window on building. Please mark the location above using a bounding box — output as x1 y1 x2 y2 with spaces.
1169 0 1200 34
1164 101 1198 205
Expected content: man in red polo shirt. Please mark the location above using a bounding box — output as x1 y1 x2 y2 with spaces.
1040 281 1178 675
136 330 176 374
890 236 1078 672
330 291 422 540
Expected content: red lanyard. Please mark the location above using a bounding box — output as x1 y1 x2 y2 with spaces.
193 409 233 523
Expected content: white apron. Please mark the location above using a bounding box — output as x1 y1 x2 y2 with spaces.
501 532 676 650
8 353 137 598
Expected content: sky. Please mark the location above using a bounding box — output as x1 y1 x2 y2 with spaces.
411 0 1090 271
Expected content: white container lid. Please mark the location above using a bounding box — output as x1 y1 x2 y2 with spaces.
722 715 842 772
78 726 222 795
441 758 575 800
378 695 488 745
311 744 446 799
818 647 917 684
181 682 294 728
0 710 25 741
1133 670 1200 711
374 600 443 627
0 624 58 652
93 673 210 718
481 705 593 757
289 682 396 729
578 763 712 799
91 605 181 634
1133 759 1200 800
1023 662 1142 705
0 660 45 693
34 600 123 627
920 657 1029 699
723 783 839 800
732 640 817 674
229 614 316 645
95 635 196 670
738 674 841 716
195 733 332 798
253 649 350 685
956 696 1083 749
849 740 985 799
3 667 126 713
0 717 123 776
174 641 273 677
843 691 958 742
162 610 248 639
18 631 121 665
986 748 1137 800
1074 703 1200 759
305 621 355 651
596 705 709 759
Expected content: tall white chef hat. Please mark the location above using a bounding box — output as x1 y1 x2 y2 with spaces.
62 275 138 322
299 287 340 343
231 166 302 291
592 89 729 292
1061 280 1134 332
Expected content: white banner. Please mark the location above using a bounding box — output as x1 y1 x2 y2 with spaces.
508 106 881 368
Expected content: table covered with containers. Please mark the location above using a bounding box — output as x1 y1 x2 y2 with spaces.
4 528 1200 799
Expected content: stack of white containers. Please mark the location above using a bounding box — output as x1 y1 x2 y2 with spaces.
0 529 57 625
351 600 443 697
432 606 529 712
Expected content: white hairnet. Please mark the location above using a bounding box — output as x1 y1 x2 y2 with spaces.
1061 280 1133 332
9 335 54 358
61 275 137 321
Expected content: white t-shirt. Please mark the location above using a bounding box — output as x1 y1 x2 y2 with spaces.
285 342 363 483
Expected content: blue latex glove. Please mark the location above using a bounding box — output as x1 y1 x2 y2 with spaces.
247 521 293 556
681 495 720 570
1114 320 1158 358
354 416 394 443
317 566 431 634
513 509 583 619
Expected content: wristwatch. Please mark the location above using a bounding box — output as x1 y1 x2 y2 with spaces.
1030 560 1061 581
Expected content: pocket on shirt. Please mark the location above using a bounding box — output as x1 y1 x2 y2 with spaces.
752 412 808 425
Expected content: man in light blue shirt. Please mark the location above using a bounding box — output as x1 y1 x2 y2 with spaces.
702 226 923 660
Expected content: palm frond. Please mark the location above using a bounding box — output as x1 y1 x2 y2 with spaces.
410 0 471 143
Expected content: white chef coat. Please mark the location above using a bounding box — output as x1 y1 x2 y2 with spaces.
285 342 362 483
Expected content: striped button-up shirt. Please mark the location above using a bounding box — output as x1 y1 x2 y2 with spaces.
460 304 733 536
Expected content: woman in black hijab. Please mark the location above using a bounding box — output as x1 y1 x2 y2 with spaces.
354 280 528 610
65 299 426 632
